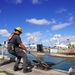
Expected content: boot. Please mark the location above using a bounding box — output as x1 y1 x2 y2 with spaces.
13 66 19 71
28 64 34 70
23 69 32 73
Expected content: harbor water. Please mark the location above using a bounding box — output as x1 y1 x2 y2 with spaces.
0 50 75 71
27 52 75 71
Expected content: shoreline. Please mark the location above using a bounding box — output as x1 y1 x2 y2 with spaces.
0 62 69 75
50 53 75 58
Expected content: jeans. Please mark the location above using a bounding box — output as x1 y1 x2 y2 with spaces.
8 47 28 69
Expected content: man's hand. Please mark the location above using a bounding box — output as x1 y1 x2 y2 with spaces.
26 50 30 54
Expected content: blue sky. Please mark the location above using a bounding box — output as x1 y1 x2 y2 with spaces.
0 0 75 46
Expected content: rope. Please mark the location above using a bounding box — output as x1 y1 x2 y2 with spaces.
30 53 49 68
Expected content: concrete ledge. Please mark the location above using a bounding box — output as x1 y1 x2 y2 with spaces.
0 73 6 75
0 62 69 75
50 54 75 58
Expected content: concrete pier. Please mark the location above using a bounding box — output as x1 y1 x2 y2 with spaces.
50 54 75 58
0 59 69 75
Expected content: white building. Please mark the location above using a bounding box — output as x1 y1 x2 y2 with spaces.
70 42 75 46
3 41 8 47
55 43 68 49
26 44 37 49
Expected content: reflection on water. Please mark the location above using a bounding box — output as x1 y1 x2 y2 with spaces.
0 50 75 71
27 52 75 71
52 58 75 71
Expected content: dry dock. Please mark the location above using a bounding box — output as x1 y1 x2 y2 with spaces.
0 59 69 75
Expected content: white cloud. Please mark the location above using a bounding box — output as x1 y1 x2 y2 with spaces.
68 16 74 22
50 34 75 44
26 32 41 37
52 22 72 30
0 29 10 37
54 34 62 38
49 34 62 44
56 8 67 13
42 39 50 43
32 0 40 4
27 36 39 43
5 0 23 4
26 33 31 36
31 0 48 4
51 19 56 24
42 34 75 46
60 36 75 43
26 18 56 25
25 31 41 44
31 32 41 36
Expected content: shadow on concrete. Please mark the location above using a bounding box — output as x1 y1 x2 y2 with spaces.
0 59 15 66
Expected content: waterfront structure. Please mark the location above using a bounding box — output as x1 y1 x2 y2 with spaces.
25 44 37 49
55 43 68 49
3 41 8 47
